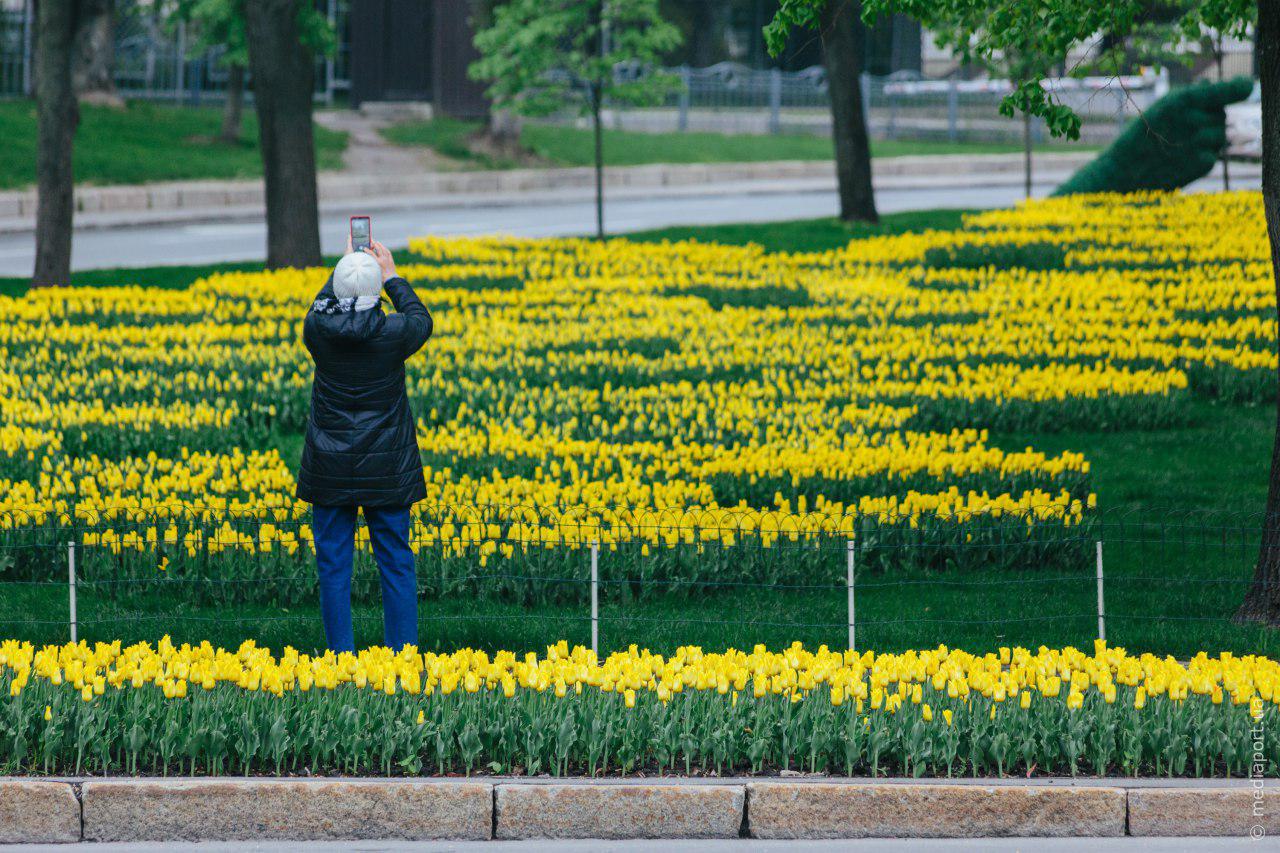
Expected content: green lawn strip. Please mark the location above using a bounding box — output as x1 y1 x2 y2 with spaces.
5 551 1275 657
0 99 346 190
380 117 1094 168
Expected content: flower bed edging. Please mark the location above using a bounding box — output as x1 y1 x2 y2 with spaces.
494 782 745 839
1128 788 1277 838
0 778 1270 841
0 780 81 844
80 778 493 842
747 782 1126 838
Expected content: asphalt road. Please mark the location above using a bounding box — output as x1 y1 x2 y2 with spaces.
0 180 1059 273
5 837 1267 852
0 169 1260 273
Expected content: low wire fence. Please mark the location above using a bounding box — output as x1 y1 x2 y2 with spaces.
605 63 1169 145
0 503 1274 657
0 1 350 103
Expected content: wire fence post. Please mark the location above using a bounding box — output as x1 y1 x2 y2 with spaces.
590 541 599 657
1095 539 1106 642
67 541 77 644
846 540 856 651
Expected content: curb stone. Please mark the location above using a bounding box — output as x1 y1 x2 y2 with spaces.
1128 787 1277 837
0 777 1268 841
80 778 493 842
495 782 746 839
0 780 81 843
746 782 1127 838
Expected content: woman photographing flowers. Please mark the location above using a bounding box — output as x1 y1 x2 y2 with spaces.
295 236 433 652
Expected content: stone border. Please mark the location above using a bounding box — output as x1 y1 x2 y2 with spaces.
0 777 1267 842
495 782 745 839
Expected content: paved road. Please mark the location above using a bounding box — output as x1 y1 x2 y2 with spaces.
5 838 1267 852
0 180 1059 273
0 168 1260 273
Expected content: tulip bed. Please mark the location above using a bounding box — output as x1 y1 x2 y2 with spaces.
1 191 1275 614
1 638 1275 778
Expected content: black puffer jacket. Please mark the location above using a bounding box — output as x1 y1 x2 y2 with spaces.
295 275 433 507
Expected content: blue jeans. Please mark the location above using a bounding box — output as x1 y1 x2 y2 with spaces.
312 505 417 653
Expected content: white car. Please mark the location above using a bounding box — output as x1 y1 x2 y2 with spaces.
1225 82 1262 160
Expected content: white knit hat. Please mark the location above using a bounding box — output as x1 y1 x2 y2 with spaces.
332 251 383 300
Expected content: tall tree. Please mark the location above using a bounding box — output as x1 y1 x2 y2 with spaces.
33 0 89 287
767 0 878 223
73 0 120 106
1242 0 1280 625
243 0 333 269
470 0 682 238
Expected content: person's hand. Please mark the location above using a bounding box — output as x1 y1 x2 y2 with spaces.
345 233 353 254
363 240 397 281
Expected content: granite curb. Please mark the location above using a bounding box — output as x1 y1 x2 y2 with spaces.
0 777 1270 842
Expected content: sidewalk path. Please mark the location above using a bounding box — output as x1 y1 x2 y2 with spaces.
315 109 456 175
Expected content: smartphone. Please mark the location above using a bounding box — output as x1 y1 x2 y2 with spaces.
349 215 372 253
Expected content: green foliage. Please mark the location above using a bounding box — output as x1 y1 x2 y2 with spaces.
168 0 249 66
766 0 1258 141
5 665 1274 777
469 0 683 118
1053 77 1253 196
166 0 334 66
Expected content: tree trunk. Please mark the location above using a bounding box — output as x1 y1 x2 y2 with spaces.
245 0 321 269
486 109 522 156
33 0 82 287
72 0 120 106
219 63 245 144
818 0 877 223
1238 0 1280 626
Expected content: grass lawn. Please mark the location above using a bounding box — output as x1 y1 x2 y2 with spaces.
1 211 1276 658
381 117 1092 169
0 100 347 190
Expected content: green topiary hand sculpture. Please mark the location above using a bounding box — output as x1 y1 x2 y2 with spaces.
1053 76 1254 196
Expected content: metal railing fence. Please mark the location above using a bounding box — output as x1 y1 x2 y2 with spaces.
0 501 1274 658
0 1 350 103
602 63 1170 145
